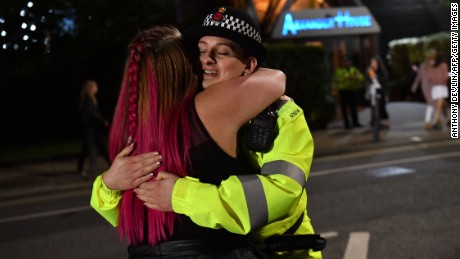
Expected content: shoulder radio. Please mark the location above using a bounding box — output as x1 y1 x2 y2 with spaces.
246 100 286 152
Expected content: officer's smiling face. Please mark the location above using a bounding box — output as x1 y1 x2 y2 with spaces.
198 36 247 89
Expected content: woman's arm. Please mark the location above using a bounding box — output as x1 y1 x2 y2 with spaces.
411 70 422 93
195 68 285 127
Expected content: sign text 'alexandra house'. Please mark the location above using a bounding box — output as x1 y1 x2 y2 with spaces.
272 7 381 39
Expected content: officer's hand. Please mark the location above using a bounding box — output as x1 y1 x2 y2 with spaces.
102 143 162 191
135 171 179 212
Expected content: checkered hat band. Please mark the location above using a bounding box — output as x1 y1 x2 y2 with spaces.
202 14 262 43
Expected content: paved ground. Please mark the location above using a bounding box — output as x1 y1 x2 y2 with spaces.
0 102 453 200
312 101 451 156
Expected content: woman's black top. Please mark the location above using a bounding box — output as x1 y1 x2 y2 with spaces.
167 106 248 241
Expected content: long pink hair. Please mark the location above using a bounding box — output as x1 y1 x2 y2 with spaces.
108 25 199 245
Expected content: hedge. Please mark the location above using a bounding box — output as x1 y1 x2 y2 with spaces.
387 32 450 100
265 43 335 130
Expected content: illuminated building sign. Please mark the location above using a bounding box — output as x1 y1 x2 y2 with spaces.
272 7 380 39
282 11 372 35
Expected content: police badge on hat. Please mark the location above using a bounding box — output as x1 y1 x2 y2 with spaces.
211 7 226 23
184 6 267 63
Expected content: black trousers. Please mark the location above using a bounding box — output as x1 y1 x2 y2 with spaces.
338 89 360 128
370 89 389 125
77 126 109 174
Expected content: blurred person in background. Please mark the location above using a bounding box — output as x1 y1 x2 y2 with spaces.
365 55 390 129
333 56 364 129
77 79 110 179
429 51 450 130
411 49 437 130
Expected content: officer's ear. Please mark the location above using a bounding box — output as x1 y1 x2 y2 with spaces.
244 57 258 75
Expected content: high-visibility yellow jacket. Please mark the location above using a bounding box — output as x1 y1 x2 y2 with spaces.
333 66 364 91
91 100 321 258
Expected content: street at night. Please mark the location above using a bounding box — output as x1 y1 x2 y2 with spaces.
0 1 455 259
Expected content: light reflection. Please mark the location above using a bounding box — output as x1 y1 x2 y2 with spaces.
411 136 422 142
367 166 415 178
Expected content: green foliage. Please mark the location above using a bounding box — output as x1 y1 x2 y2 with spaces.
265 44 335 130
388 32 450 72
0 0 201 145
387 32 450 100
0 139 81 165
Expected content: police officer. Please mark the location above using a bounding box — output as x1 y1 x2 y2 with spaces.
333 56 365 129
152 6 322 258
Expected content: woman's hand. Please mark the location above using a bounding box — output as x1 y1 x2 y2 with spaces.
102 143 162 191
135 171 179 212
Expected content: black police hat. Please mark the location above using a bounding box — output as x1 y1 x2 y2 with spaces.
184 6 267 64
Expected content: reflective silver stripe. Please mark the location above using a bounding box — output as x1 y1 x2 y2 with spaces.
261 160 306 188
238 175 268 229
